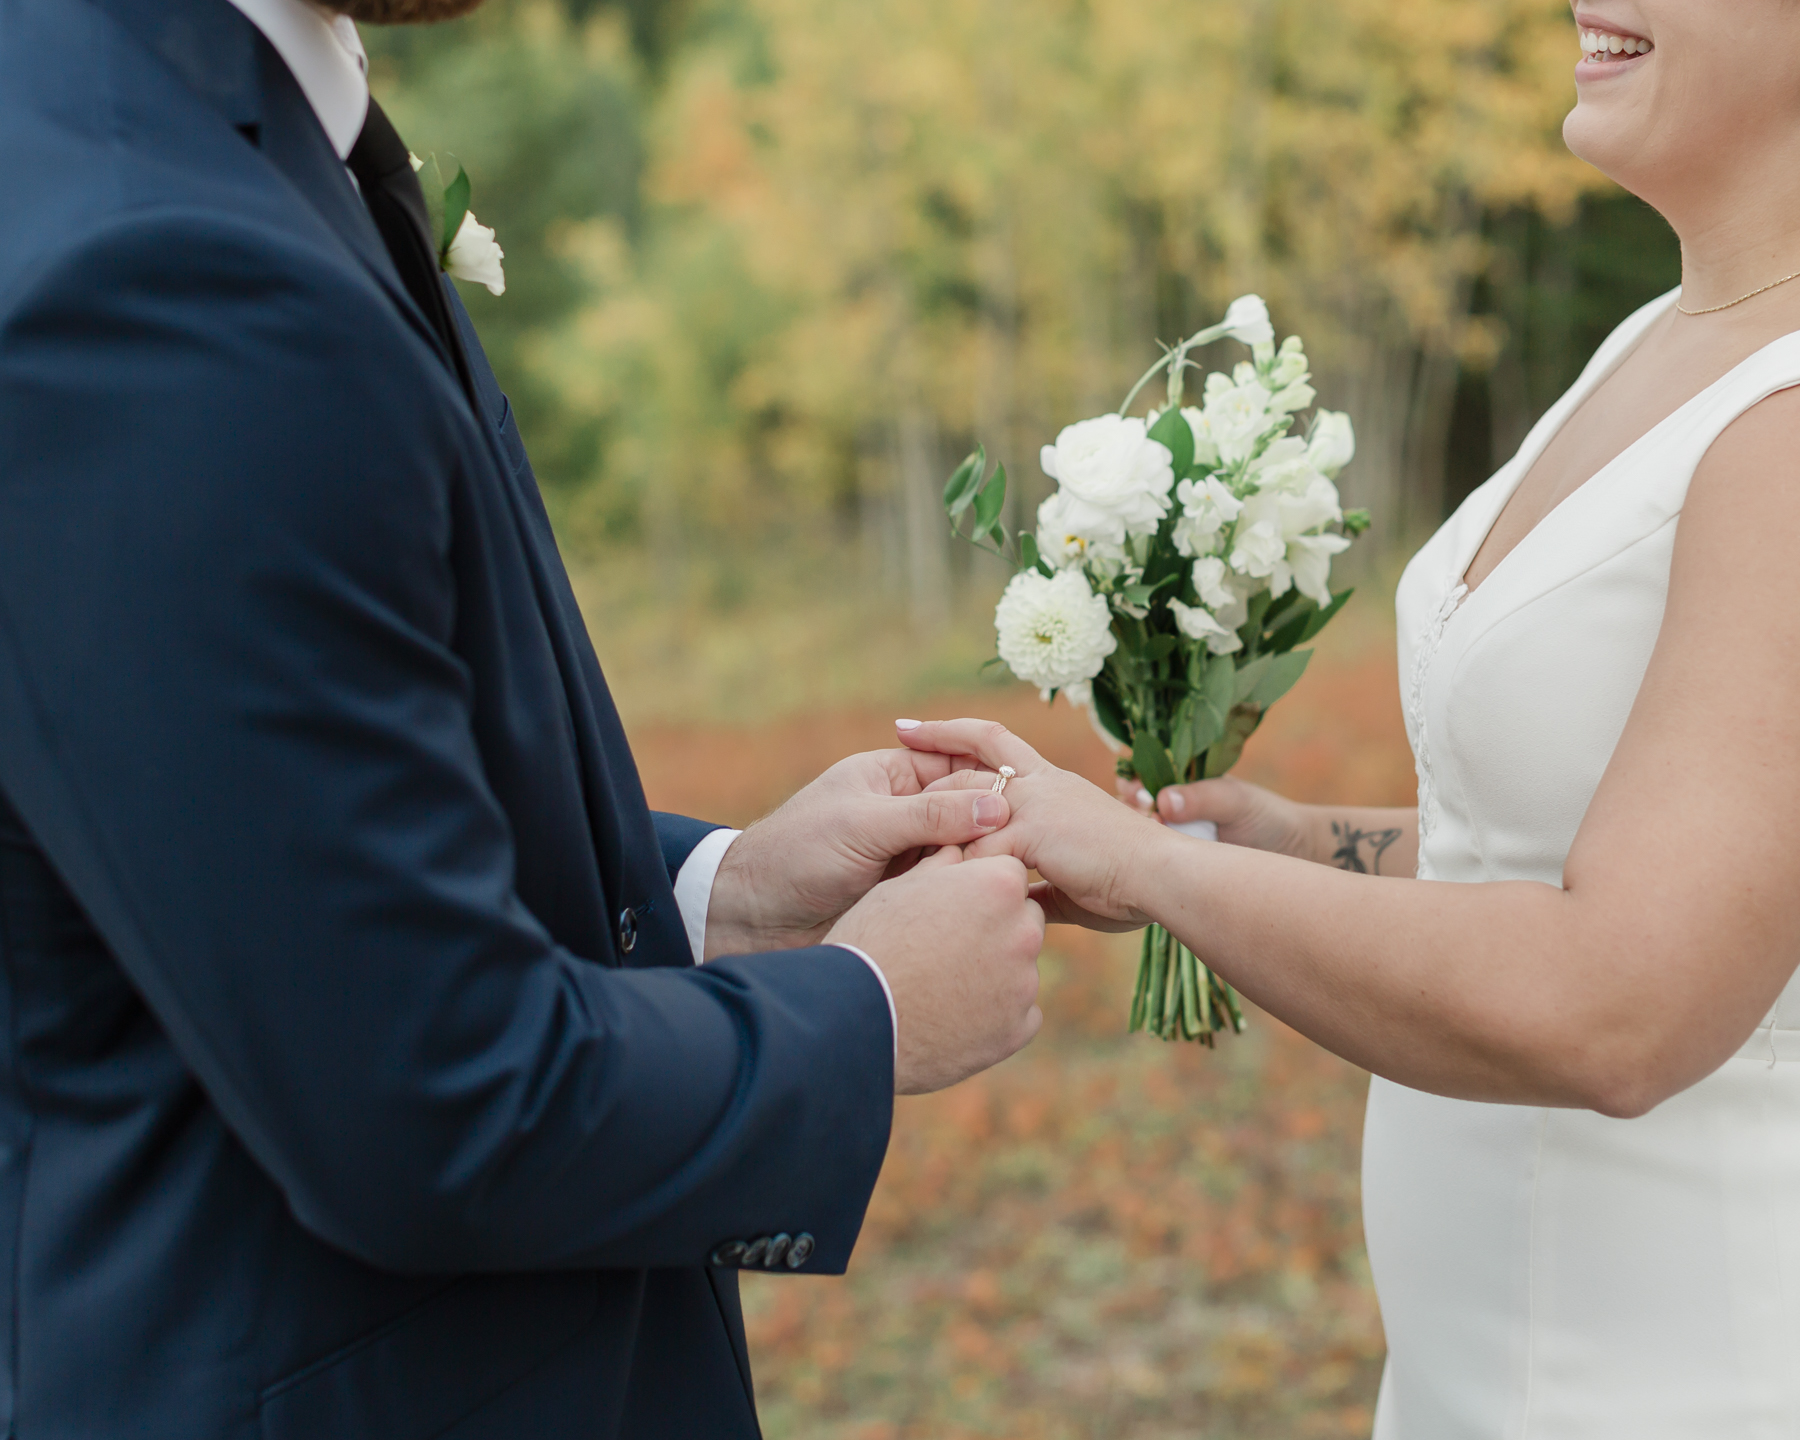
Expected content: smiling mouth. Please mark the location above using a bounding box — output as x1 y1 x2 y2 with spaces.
1579 26 1653 62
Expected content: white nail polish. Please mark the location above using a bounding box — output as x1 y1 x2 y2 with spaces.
1136 789 1152 808
1167 791 1185 814
895 719 922 731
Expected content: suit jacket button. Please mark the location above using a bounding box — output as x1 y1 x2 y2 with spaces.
786 1233 815 1269
741 1236 770 1268
617 907 639 955
710 1240 748 1267
764 1233 792 1268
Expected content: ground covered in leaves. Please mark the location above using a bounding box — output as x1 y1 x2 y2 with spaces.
631 626 1415 1440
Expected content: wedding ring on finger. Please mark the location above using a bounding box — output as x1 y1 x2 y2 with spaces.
990 765 1017 797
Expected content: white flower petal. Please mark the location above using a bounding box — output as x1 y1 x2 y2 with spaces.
444 211 506 295
994 569 1118 697
1219 294 1274 349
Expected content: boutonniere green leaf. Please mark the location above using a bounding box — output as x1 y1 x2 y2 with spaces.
410 151 506 297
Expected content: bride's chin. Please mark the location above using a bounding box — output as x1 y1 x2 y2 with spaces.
1561 108 1647 193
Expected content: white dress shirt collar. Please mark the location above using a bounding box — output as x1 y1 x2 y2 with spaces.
224 0 370 159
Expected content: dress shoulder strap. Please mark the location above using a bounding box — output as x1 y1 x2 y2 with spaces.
1670 330 1800 464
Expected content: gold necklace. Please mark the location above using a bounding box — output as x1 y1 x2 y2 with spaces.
1677 268 1800 316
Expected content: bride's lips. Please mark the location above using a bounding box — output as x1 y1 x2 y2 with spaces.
1573 10 1654 77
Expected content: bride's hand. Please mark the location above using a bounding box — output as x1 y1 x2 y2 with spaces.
896 718 1167 929
1134 775 1319 861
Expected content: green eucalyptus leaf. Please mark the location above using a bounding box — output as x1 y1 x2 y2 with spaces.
1296 586 1354 644
943 448 985 520
1147 404 1195 477
1091 682 1130 748
1264 596 1318 653
441 164 472 260
1018 530 1043 574
1204 704 1265 778
1245 648 1312 709
1131 728 1179 796
1186 693 1228 766
1204 652 1237 718
1232 654 1274 705
973 462 1007 540
1170 696 1200 776
1139 634 1178 662
1237 589 1274 654
420 155 447 256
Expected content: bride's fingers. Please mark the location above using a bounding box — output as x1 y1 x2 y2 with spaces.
918 768 1007 795
1027 880 1141 933
894 718 1044 775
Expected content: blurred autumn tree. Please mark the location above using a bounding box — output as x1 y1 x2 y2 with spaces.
368 0 1679 627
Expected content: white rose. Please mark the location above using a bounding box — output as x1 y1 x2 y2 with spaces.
1171 475 1243 557
1189 374 1276 469
1036 491 1129 574
1306 410 1356 478
994 569 1119 700
1040 415 1175 539
444 211 506 296
1169 598 1244 656
1216 294 1274 349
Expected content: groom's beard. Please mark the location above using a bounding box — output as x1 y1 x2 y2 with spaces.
326 0 487 21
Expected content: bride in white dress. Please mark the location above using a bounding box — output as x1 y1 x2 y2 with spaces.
889 3 1800 1433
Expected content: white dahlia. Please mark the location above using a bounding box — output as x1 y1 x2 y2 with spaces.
995 569 1118 700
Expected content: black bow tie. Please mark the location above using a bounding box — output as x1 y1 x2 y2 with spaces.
347 99 476 401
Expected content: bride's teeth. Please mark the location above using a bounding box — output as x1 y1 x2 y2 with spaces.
1608 34 1624 53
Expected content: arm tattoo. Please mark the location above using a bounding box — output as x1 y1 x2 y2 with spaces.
1330 821 1403 875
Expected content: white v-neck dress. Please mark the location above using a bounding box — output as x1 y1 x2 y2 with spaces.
1371 290 1800 1438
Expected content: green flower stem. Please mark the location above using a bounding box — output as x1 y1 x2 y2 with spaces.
1129 923 1245 1047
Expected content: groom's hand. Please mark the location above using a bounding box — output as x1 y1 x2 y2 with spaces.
827 846 1046 1094
702 748 1011 958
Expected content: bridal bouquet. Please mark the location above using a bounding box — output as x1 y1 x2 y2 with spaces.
944 296 1368 1045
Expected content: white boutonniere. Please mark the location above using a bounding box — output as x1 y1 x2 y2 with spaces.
410 152 506 296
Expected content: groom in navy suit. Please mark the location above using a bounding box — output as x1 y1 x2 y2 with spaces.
0 0 1047 1435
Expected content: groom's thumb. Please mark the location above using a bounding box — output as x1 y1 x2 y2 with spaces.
866 785 1009 861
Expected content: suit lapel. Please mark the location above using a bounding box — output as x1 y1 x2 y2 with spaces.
84 0 468 408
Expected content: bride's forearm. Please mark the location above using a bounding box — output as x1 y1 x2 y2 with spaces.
1299 805 1418 876
1129 828 1694 1117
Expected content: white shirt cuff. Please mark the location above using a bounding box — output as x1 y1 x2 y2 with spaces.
673 827 741 965
829 944 898 1061
673 830 898 1061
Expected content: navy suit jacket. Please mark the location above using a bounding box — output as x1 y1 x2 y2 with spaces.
0 0 895 1435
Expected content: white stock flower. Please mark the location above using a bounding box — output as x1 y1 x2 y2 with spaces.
1171 475 1243 558
1284 532 1353 607
994 569 1118 700
1040 415 1175 539
1261 339 1312 415
444 211 506 295
1187 374 1276 469
1169 598 1244 656
1192 555 1254 628
1306 410 1356 477
1036 491 1129 575
1228 520 1288 583
1216 294 1274 349
1231 476 1349 604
